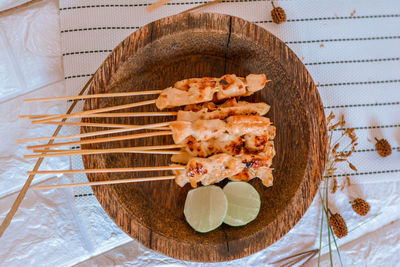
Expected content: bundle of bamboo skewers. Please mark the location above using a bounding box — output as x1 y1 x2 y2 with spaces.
20 74 275 190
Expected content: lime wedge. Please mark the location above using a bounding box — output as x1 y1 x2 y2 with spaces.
223 182 261 226
184 185 227 233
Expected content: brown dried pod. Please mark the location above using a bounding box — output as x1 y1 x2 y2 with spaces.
327 112 335 124
329 211 348 238
328 121 341 131
348 162 358 172
271 2 287 24
375 138 392 157
346 176 351 186
332 143 340 153
350 198 370 216
331 176 338 194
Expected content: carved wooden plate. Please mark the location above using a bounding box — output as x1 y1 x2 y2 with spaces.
81 13 327 262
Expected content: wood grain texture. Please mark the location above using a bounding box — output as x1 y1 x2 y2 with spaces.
81 13 327 262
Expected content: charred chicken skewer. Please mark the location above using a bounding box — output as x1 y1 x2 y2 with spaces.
173 152 274 188
26 74 269 124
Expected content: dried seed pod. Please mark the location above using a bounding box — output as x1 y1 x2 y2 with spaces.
375 138 392 157
327 112 335 124
350 198 370 216
329 212 348 238
346 176 351 186
331 176 338 194
348 162 357 172
328 121 341 131
332 143 340 153
271 2 287 24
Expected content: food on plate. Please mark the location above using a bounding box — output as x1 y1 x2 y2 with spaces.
155 74 268 109
173 151 274 188
169 115 273 144
176 98 270 121
184 185 228 233
223 182 261 226
183 182 262 233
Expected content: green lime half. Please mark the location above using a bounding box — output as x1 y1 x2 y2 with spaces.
184 185 228 233
223 182 261 226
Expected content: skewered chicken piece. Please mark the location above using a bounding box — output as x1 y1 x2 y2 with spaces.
175 133 275 158
155 74 268 110
231 167 273 187
177 99 270 121
169 115 272 144
173 152 274 187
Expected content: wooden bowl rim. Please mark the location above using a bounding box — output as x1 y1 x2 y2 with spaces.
81 12 327 262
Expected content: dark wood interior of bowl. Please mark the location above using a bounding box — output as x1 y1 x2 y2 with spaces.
81 13 327 262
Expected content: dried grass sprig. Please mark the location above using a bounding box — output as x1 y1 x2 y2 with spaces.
318 112 359 266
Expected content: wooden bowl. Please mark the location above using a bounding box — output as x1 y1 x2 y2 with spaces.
81 13 327 262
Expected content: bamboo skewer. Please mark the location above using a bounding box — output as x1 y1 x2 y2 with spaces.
24 90 162 102
25 150 183 158
27 131 173 150
33 175 176 190
28 165 185 175
25 145 185 159
31 99 156 124
32 144 184 153
0 76 94 238
20 111 178 120
39 121 170 129
17 122 170 143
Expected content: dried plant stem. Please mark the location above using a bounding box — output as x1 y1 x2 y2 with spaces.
325 178 334 267
271 249 318 266
319 190 343 266
318 202 324 266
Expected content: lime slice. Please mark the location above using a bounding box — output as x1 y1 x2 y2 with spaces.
223 182 261 226
184 185 227 233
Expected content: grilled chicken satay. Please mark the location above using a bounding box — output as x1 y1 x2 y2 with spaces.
173 152 274 187
169 115 272 144
155 74 268 110
171 135 275 163
231 167 273 187
183 134 275 158
176 99 270 121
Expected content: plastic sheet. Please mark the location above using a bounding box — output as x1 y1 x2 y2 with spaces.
73 181 400 266
0 0 62 102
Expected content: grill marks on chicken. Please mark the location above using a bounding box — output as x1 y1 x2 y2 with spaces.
173 151 275 187
183 134 275 158
153 74 275 188
169 115 272 144
155 74 268 110
176 100 270 121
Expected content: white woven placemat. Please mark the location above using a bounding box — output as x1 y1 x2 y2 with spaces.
58 0 400 264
